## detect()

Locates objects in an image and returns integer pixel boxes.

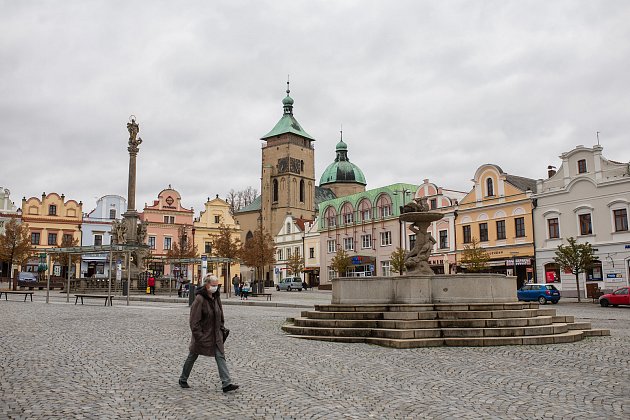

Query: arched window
[358,199,372,221]
[272,179,279,202]
[245,231,254,242]
[341,202,354,225]
[486,178,494,197]
[376,194,392,218]
[324,206,337,228]
[299,180,305,203]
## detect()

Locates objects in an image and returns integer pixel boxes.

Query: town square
[2,1,630,419]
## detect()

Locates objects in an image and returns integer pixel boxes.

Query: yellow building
[193,195,241,286]
[456,164,536,287]
[21,192,83,277]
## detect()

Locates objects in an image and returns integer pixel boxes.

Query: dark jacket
[188,286,225,356]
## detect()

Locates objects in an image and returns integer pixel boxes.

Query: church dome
[319,136,366,186]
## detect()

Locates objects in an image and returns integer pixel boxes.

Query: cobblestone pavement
[0,294,628,419]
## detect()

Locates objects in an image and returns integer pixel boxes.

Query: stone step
[441,323,569,338]
[304,311,386,320]
[286,330,586,347]
[567,322,592,330]
[281,324,442,339]
[314,302,538,312]
[293,316,556,329]
[582,329,610,337]
[552,315,575,323]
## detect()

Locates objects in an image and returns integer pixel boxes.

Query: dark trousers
[150,286,155,294]
[180,348,232,388]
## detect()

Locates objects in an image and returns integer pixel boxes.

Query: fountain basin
[332,274,517,304]
[399,211,444,224]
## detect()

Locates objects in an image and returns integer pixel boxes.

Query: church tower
[260,82,316,237]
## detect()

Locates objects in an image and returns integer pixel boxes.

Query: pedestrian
[232,274,240,297]
[302,280,308,291]
[179,275,239,393]
[240,281,250,300]
[148,274,156,295]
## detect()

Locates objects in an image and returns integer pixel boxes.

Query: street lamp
[511,251,519,286]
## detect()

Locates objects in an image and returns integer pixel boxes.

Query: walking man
[179,275,239,393]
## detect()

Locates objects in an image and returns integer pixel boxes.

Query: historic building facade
[21,192,83,277]
[193,195,241,284]
[318,183,419,285]
[80,195,127,278]
[319,136,367,197]
[412,179,466,274]
[303,218,321,287]
[273,215,309,284]
[533,145,630,297]
[140,186,194,278]
[455,164,536,287]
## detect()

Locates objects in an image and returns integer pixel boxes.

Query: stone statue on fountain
[400,197,443,275]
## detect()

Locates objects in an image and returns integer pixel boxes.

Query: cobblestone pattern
[0,297,628,419]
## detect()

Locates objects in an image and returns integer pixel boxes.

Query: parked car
[517,283,560,304]
[599,287,630,307]
[17,272,38,283]
[276,277,303,291]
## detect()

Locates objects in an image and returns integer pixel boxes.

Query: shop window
[587,260,603,281]
[544,263,561,283]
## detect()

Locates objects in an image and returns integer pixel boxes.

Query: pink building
[140,186,194,277]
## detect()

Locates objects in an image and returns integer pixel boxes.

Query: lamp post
[511,251,519,287]
[393,189,412,250]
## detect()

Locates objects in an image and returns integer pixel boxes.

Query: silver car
[276,277,303,291]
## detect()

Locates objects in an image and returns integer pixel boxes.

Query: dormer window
[577,159,587,174]
[486,178,494,197]
[49,205,57,216]
[109,209,116,219]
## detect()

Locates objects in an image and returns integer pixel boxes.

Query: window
[496,220,506,240]
[462,225,471,244]
[343,237,354,251]
[109,209,116,219]
[381,261,391,277]
[486,178,494,197]
[299,180,305,203]
[272,179,279,202]
[94,234,103,246]
[62,234,72,244]
[287,248,292,258]
[49,205,57,216]
[164,215,175,224]
[164,237,172,250]
[515,217,526,238]
[577,159,587,174]
[578,214,592,235]
[362,209,371,221]
[48,233,57,245]
[380,231,392,246]
[215,215,220,224]
[409,234,416,250]
[294,247,300,257]
[586,261,603,281]
[31,232,40,245]
[309,247,314,259]
[277,249,283,260]
[479,223,488,242]
[205,242,212,254]
[614,209,628,232]
[439,230,448,249]
[324,207,337,228]
[361,234,372,249]
[148,236,156,250]
[381,205,391,217]
[548,218,560,239]
[328,266,337,280]
[286,222,291,233]
[327,240,336,253]
[430,198,437,210]
[343,212,354,225]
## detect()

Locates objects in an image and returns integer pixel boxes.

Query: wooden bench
[248,293,272,301]
[0,290,34,302]
[74,294,113,306]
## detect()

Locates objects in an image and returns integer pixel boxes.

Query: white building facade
[533,145,630,297]
[81,195,127,278]
[273,215,308,284]
[0,187,19,280]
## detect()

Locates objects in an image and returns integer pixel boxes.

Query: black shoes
[179,380,190,389]
[222,384,239,393]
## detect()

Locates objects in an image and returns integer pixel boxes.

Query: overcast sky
[2,0,629,215]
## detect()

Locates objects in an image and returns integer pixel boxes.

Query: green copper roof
[261,84,315,141]
[319,136,366,186]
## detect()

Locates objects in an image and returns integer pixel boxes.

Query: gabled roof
[505,174,536,192]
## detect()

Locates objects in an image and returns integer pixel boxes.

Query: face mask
[209,286,218,294]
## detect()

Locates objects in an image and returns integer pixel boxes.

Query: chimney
[547,165,556,178]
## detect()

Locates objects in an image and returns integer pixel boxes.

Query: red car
[599,287,630,307]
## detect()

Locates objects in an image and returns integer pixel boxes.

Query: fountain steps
[282,303,609,347]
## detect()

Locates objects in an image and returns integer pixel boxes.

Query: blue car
[517,283,560,304]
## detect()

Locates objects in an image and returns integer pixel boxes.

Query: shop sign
[505,258,531,266]
[625,244,630,249]
[606,273,624,281]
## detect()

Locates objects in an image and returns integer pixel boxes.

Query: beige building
[21,192,83,277]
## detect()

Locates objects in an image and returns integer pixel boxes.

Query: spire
[282,75,294,114]
[335,128,348,162]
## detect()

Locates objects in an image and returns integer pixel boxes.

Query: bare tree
[211,222,242,296]
[0,219,33,290]
[240,224,275,292]
[226,187,259,215]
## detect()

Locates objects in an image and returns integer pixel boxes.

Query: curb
[110,295,315,309]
